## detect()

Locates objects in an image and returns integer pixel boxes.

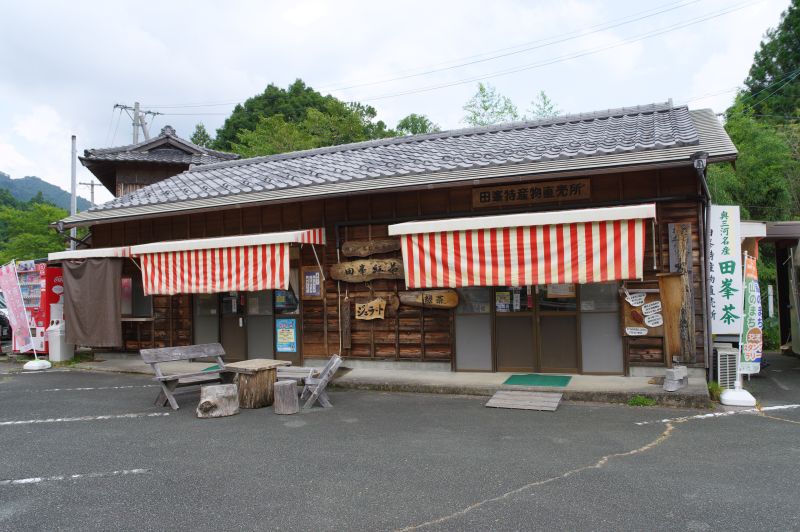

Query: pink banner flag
[0,262,33,352]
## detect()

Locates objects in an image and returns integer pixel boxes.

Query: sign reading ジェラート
[355,298,386,320]
[472,178,590,208]
[708,205,743,334]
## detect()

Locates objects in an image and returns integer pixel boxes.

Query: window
[580,282,620,312]
[121,276,152,317]
[456,287,491,314]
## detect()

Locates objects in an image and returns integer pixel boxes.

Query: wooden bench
[140,343,234,410]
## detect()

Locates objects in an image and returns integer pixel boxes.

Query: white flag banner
[709,205,743,335]
[0,261,33,352]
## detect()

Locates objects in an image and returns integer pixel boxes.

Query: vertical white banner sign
[709,205,743,334]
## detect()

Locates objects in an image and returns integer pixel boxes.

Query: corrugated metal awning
[48,246,131,261]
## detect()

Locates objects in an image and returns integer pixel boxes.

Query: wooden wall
[115,163,189,197]
[92,166,707,369]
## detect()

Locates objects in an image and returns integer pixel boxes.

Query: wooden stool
[274,381,299,415]
[226,359,292,409]
[196,384,239,418]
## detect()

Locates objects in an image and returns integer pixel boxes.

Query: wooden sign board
[341,239,401,258]
[623,292,664,337]
[355,298,386,320]
[330,259,404,283]
[473,178,590,209]
[399,290,459,309]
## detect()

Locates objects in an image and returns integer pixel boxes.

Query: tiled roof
[80,125,239,166]
[62,102,737,227]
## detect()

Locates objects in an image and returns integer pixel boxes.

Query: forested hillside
[0,172,91,212]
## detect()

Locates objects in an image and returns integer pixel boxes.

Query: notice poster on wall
[275,318,297,353]
[709,205,743,334]
[302,267,322,300]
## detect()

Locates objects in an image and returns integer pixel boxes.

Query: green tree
[462,82,519,126]
[215,79,399,154]
[190,123,213,148]
[709,101,798,221]
[230,115,316,158]
[0,202,68,263]
[743,0,800,118]
[396,114,440,135]
[527,90,560,119]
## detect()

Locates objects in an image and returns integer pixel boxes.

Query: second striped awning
[388,205,655,289]
[130,228,325,295]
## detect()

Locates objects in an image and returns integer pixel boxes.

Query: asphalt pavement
[0,356,799,531]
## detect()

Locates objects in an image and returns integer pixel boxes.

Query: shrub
[628,395,657,407]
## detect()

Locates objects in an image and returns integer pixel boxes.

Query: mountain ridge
[0,172,92,211]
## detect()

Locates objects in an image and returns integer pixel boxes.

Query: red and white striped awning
[129,228,325,295]
[388,205,655,289]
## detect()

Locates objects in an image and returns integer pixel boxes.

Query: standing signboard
[0,261,33,352]
[709,205,743,334]
[740,255,763,375]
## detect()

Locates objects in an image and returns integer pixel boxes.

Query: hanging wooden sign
[341,239,401,258]
[355,297,386,320]
[399,290,459,309]
[330,259,404,283]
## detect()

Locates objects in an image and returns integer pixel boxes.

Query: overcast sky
[0,0,790,206]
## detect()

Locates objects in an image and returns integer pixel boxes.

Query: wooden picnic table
[225,359,292,409]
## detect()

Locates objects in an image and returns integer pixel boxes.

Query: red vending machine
[13,261,64,354]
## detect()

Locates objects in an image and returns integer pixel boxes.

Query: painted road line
[0,469,149,486]
[0,412,170,426]
[0,369,71,376]
[0,384,159,393]
[769,376,791,391]
[634,404,800,426]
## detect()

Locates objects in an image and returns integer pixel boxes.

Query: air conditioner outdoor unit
[716,347,738,390]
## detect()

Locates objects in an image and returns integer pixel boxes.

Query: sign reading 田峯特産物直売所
[472,178,590,208]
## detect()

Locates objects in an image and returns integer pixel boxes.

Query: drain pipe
[691,151,713,378]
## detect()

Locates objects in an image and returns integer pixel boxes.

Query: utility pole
[79,180,99,207]
[114,102,161,143]
[70,135,77,250]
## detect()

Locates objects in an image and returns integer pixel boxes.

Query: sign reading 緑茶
[709,205,743,334]
[739,255,762,375]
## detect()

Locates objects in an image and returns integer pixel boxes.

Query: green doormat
[503,374,572,387]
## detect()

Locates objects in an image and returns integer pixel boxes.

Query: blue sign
[276,318,297,353]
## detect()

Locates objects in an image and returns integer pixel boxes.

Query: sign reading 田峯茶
[472,178,590,208]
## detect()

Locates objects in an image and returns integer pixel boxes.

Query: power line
[319,0,703,93]
[358,0,763,102]
[143,0,702,109]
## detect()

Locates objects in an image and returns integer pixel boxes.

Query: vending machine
[13,261,64,354]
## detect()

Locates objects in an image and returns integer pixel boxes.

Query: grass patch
[627,395,657,407]
[708,380,722,402]
[53,352,95,367]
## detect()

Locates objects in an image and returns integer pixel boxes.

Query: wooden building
[53,102,737,376]
[80,125,239,197]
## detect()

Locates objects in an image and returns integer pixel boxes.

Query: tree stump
[196,384,239,418]
[237,368,276,408]
[274,381,299,415]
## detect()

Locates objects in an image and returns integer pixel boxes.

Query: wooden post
[236,368,277,408]
[675,224,695,364]
[274,381,299,415]
[658,273,684,367]
[196,384,239,418]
